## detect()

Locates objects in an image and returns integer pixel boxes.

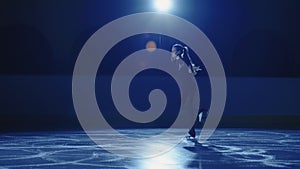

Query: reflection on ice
[0,129,299,168]
[136,145,201,169]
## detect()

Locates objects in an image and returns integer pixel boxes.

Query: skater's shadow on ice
[183,141,230,169]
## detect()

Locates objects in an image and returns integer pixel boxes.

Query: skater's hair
[172,44,189,59]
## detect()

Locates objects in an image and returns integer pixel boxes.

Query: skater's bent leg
[188,127,196,138]
[188,114,199,138]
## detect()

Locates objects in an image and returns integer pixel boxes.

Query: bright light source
[154,0,172,12]
[146,41,157,52]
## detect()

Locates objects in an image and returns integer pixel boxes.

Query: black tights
[188,109,208,137]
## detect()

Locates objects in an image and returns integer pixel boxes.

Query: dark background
[0,0,299,132]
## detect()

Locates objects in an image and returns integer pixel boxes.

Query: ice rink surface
[0,129,299,169]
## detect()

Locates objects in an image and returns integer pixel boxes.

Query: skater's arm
[184,47,202,75]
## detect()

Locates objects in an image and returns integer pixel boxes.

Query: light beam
[154,0,172,12]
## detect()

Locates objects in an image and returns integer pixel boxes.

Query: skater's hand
[191,64,202,75]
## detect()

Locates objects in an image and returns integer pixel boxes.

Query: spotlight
[146,41,157,52]
[154,0,172,12]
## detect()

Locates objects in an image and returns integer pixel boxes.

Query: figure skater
[171,44,207,139]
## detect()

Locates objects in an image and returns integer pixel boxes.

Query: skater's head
[171,44,188,62]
